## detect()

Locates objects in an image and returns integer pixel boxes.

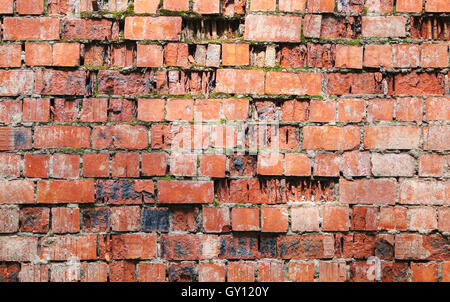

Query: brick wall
[0,0,449,282]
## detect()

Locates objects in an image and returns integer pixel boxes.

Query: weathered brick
[340,179,397,205]
[245,15,302,42]
[3,17,60,40]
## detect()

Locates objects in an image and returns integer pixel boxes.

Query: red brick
[22,98,50,122]
[34,126,90,149]
[425,0,449,12]
[443,262,450,282]
[20,207,49,233]
[163,0,189,11]
[285,153,311,176]
[19,264,48,282]
[3,17,60,40]
[51,208,80,234]
[137,99,164,122]
[16,0,44,14]
[342,151,371,177]
[408,207,437,233]
[338,99,365,123]
[364,126,420,150]
[52,43,80,67]
[62,18,119,40]
[319,262,347,282]
[419,154,444,177]
[111,153,139,178]
[257,153,283,176]
[80,263,107,282]
[0,153,20,178]
[40,235,96,261]
[324,73,384,95]
[395,234,448,260]
[351,206,379,231]
[169,152,197,177]
[0,127,31,151]
[310,100,335,122]
[261,206,288,233]
[314,154,340,177]
[0,207,19,233]
[227,261,255,282]
[423,126,450,151]
[396,0,422,12]
[166,99,194,121]
[222,44,249,66]
[0,70,34,96]
[157,180,214,204]
[395,73,445,95]
[335,45,363,69]
[199,263,226,282]
[288,262,314,282]
[362,16,407,37]
[110,261,137,282]
[92,125,148,150]
[219,235,259,259]
[303,126,360,151]
[0,44,21,67]
[367,99,393,121]
[411,262,438,282]
[139,263,165,282]
[35,70,89,95]
[0,100,21,124]
[0,0,13,13]
[379,207,408,231]
[426,97,450,121]
[193,0,220,13]
[365,0,394,12]
[438,208,450,232]
[340,179,397,205]
[168,262,197,282]
[136,44,163,67]
[396,97,423,122]
[0,237,38,262]
[392,44,420,68]
[421,44,448,68]
[195,99,221,121]
[232,207,260,231]
[303,14,322,38]
[142,153,168,176]
[291,206,320,232]
[52,154,80,179]
[257,261,284,282]
[245,15,302,42]
[363,44,392,68]
[111,206,141,232]
[322,205,349,231]
[308,0,335,12]
[399,179,449,205]
[161,234,217,260]
[83,153,109,177]
[371,153,415,177]
[203,207,230,233]
[37,180,94,203]
[134,0,160,13]
[112,233,157,259]
[250,0,276,11]
[200,154,226,178]
[0,180,34,204]
[124,16,182,40]
[50,99,79,122]
[215,69,265,94]
[380,262,408,282]
[266,72,321,95]
[164,43,189,67]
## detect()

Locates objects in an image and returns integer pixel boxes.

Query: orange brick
[314,154,340,177]
[138,99,165,122]
[193,0,220,14]
[169,152,197,177]
[396,97,423,122]
[285,153,311,176]
[411,262,438,282]
[134,0,160,13]
[112,153,140,178]
[261,207,288,233]
[426,97,450,121]
[250,0,276,11]
[24,154,49,178]
[322,205,349,231]
[279,0,306,12]
[265,72,322,95]
[0,44,21,67]
[367,99,394,121]
[199,263,226,282]
[227,262,255,282]
[319,262,347,282]
[83,153,109,177]
[379,207,407,231]
[166,99,194,121]
[310,100,336,122]
[397,0,423,12]
[223,99,249,120]
[438,208,450,232]
[52,154,80,179]
[0,0,13,14]
[139,263,165,282]
[335,45,363,69]
[419,154,444,177]
[291,206,320,232]
[288,262,315,282]
[137,44,163,67]
[364,44,392,68]
[52,43,80,67]
[25,43,52,66]
[203,207,230,233]
[308,0,335,12]
[141,153,168,176]
[257,261,284,282]
[163,0,189,11]
[16,0,44,14]
[195,99,221,121]
[408,207,437,233]
[51,208,80,234]
[200,154,226,178]
[222,44,249,66]
[111,206,141,232]
[257,153,284,175]
[232,207,260,231]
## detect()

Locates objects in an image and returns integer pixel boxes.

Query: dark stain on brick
[142,208,169,232]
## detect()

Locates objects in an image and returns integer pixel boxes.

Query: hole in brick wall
[277,44,308,68]
[411,16,450,41]
[157,70,216,95]
[182,18,244,42]
[222,0,246,16]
